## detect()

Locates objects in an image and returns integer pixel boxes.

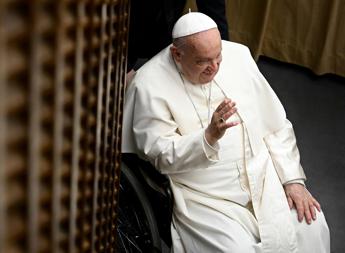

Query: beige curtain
[185,0,345,78]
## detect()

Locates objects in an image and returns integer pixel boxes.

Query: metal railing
[0,1,129,252]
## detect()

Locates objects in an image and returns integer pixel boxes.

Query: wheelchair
[116,153,173,252]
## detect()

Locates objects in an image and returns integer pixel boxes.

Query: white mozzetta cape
[122,41,306,252]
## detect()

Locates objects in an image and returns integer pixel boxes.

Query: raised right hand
[205,98,239,146]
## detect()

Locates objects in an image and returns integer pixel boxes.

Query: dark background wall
[258,57,345,253]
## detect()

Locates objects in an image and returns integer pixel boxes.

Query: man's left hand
[284,183,321,224]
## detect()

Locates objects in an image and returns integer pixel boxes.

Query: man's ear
[170,45,182,63]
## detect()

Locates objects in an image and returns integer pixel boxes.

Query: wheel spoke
[118,228,142,252]
[116,167,160,252]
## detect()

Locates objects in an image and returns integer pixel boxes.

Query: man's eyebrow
[196,52,222,61]
[196,57,210,61]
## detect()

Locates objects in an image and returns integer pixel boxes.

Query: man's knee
[217,239,258,253]
[292,209,329,237]
[291,209,330,253]
[216,227,260,253]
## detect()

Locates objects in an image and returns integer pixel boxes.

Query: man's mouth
[203,71,215,76]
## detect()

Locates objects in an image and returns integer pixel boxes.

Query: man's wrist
[205,129,217,146]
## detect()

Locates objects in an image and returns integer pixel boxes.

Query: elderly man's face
[171,28,222,84]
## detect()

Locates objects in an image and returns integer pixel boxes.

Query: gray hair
[172,36,190,51]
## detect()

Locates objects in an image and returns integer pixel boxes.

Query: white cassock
[122,41,330,253]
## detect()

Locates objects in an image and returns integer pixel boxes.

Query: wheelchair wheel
[116,162,162,252]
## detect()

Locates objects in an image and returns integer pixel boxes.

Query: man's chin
[200,73,216,83]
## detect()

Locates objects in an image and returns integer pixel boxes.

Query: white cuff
[202,131,219,161]
[283,179,306,187]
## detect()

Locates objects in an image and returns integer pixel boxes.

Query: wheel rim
[116,172,156,252]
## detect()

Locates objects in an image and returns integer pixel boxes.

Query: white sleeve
[203,132,220,161]
[264,119,307,184]
[283,179,306,186]
[132,84,219,174]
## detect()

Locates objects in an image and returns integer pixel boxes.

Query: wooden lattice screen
[0,0,129,252]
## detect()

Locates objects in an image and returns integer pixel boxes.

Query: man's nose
[208,59,218,71]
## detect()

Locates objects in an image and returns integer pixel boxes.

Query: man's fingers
[221,107,237,121]
[222,121,239,130]
[214,98,238,129]
[295,201,305,222]
[219,103,236,117]
[312,198,321,212]
[216,99,236,115]
[287,196,293,209]
[216,98,231,112]
[310,202,317,220]
[284,185,322,224]
[303,200,312,224]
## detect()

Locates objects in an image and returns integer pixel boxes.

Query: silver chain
[179,74,212,128]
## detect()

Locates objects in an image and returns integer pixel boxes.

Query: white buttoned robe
[122,41,330,253]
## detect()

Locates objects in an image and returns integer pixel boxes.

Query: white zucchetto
[172,12,218,39]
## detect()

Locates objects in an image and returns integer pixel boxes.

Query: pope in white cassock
[122,12,330,253]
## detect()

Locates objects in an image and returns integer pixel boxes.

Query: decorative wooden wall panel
[0,0,129,252]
